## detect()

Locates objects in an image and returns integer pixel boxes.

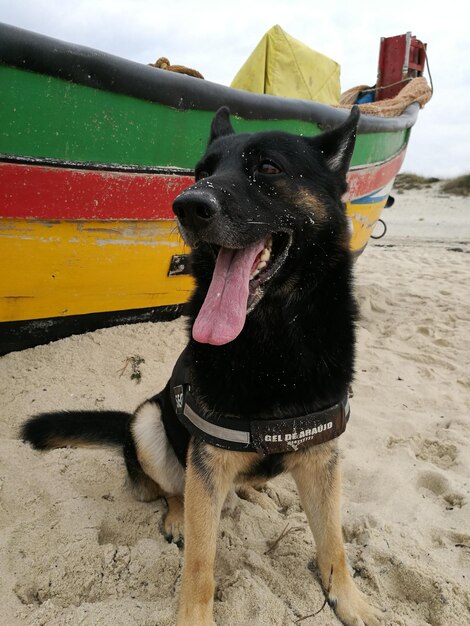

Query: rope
[149,57,204,79]
[338,76,432,117]
[339,44,433,117]
[424,47,434,96]
[359,77,413,95]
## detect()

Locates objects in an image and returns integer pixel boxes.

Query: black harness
[162,348,350,459]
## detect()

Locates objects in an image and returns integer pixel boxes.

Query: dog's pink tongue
[193,240,266,345]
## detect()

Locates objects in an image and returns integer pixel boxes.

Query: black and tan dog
[22,107,380,625]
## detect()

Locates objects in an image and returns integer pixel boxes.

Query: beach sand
[1,183,469,625]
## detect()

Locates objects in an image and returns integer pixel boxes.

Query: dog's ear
[209,106,235,144]
[310,106,360,181]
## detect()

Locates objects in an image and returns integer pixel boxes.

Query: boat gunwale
[0,22,420,134]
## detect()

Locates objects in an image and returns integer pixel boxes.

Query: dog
[22,106,380,625]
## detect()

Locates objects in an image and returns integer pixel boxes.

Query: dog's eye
[255,160,282,175]
[196,170,210,181]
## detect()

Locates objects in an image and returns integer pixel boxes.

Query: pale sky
[1,0,469,177]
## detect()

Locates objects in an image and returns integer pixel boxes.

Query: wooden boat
[0,24,429,354]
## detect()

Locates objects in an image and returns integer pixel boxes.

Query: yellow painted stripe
[1,200,385,323]
[0,219,194,322]
[347,199,386,252]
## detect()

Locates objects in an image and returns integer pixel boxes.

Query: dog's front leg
[177,440,235,626]
[288,445,380,626]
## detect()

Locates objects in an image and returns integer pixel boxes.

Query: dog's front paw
[236,485,279,511]
[328,576,382,626]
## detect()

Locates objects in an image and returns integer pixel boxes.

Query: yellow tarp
[231,25,340,105]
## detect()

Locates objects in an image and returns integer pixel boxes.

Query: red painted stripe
[347,149,406,200]
[0,149,406,220]
[0,162,194,220]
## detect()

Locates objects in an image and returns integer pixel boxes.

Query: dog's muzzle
[173,187,221,240]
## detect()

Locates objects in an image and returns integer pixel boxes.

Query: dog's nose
[173,189,220,233]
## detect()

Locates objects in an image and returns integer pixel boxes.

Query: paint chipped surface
[0,162,194,220]
[0,218,193,323]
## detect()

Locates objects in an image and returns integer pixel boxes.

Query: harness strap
[169,349,350,454]
[177,386,349,454]
[169,349,350,455]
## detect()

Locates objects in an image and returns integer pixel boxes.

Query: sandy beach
[1,182,469,626]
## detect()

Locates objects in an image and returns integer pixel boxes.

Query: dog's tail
[21,410,132,450]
